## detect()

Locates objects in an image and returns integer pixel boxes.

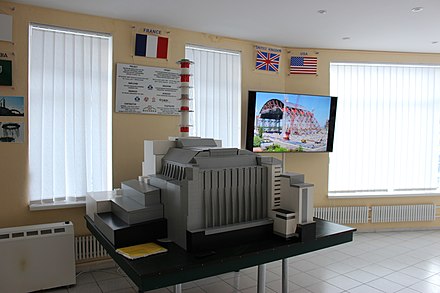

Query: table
[85,216,356,292]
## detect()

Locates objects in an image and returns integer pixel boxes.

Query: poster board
[0,14,12,42]
[116,63,181,115]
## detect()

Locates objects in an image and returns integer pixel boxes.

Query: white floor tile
[289,259,321,272]
[290,272,322,287]
[360,264,394,277]
[395,287,423,293]
[92,269,124,282]
[344,269,379,283]
[68,282,102,293]
[410,280,440,293]
[193,276,222,286]
[344,284,384,293]
[366,278,405,293]
[97,276,132,292]
[414,261,440,274]
[181,287,204,293]
[75,272,96,285]
[224,274,256,290]
[198,281,237,293]
[376,259,408,271]
[305,281,344,293]
[325,275,362,290]
[145,288,171,293]
[426,274,440,286]
[326,262,357,274]
[306,267,340,281]
[399,266,437,280]
[384,271,420,287]
[265,279,301,293]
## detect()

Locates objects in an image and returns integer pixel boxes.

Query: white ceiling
[8,0,440,53]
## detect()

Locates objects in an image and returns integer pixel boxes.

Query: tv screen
[246,90,337,153]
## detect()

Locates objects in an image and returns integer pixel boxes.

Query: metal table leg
[257,264,266,293]
[174,284,182,293]
[233,270,240,292]
[282,258,289,293]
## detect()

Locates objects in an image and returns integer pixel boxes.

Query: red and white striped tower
[177,58,194,137]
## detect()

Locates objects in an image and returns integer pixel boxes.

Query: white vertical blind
[29,24,112,203]
[185,45,241,148]
[329,63,440,196]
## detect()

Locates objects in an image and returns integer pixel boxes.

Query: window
[185,45,241,148]
[28,24,112,207]
[329,62,440,197]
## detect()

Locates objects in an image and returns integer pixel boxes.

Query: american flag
[256,50,280,72]
[290,56,318,74]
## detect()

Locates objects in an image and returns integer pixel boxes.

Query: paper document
[116,242,167,260]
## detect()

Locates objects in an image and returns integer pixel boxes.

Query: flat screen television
[246,90,337,153]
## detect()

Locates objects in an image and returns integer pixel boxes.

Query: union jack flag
[256,50,280,72]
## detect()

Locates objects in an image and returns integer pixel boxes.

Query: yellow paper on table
[116,242,167,260]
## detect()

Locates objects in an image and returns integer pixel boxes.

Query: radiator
[0,221,76,292]
[314,206,369,224]
[371,204,436,223]
[315,204,436,224]
[75,234,108,261]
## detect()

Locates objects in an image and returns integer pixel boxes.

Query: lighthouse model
[177,59,194,137]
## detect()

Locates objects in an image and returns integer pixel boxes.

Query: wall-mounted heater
[0,221,76,292]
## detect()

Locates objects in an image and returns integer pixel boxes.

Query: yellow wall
[0,1,439,235]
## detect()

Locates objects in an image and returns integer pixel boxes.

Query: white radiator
[0,221,76,292]
[75,235,108,261]
[315,204,437,224]
[371,204,436,223]
[314,206,369,224]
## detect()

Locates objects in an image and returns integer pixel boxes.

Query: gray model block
[86,191,115,221]
[280,176,314,224]
[94,212,167,248]
[121,179,161,206]
[280,172,305,185]
[111,196,163,225]
[143,140,175,176]
[273,208,297,238]
[208,148,238,157]
[257,156,283,166]
[175,137,218,148]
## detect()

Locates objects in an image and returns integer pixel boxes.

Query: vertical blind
[29,24,112,203]
[185,45,241,148]
[329,62,440,196]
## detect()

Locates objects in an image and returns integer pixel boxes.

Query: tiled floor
[43,229,440,293]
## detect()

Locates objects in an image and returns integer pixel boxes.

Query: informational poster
[0,96,24,116]
[0,121,24,143]
[0,14,12,42]
[0,60,12,86]
[116,63,181,115]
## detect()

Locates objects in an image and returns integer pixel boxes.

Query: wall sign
[0,60,12,86]
[116,63,181,115]
[0,14,12,42]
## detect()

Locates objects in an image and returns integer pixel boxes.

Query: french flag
[135,34,168,59]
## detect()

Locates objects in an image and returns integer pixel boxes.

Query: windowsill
[29,200,86,211]
[329,191,440,199]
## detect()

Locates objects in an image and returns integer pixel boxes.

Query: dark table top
[86,216,356,292]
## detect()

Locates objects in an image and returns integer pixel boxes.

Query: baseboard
[355,226,440,233]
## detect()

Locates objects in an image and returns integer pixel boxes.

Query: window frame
[28,23,113,210]
[328,61,440,198]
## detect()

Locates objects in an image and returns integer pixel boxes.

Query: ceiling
[8,0,440,54]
